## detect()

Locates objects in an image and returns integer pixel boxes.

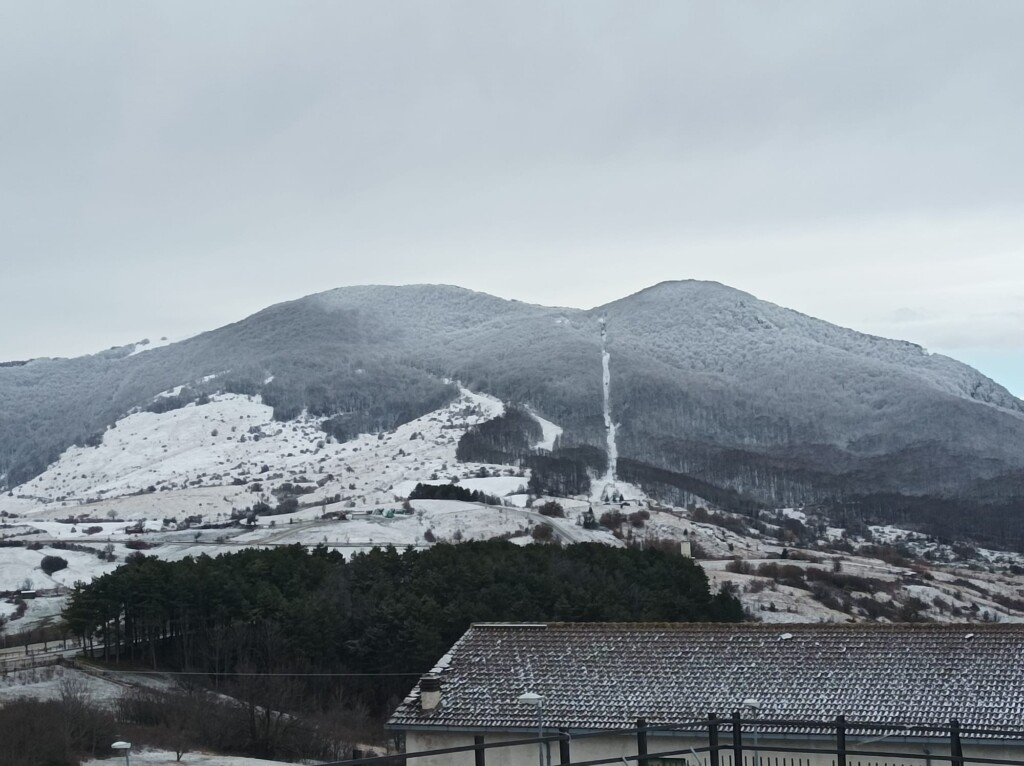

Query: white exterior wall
[404,731,1023,766]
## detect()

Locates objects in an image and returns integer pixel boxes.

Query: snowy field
[2,386,630,632]
[83,749,288,766]
[0,665,127,706]
[8,386,504,511]
[3,382,1024,634]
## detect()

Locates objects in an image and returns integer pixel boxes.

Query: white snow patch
[128,335,178,356]
[526,407,562,451]
[0,666,126,706]
[778,508,807,523]
[84,750,288,766]
[0,546,119,592]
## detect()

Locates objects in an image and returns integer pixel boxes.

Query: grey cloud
[1,1,1023,391]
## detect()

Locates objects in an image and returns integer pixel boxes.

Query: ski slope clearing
[527,407,562,451]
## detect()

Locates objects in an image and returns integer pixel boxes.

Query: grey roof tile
[387,622,1024,735]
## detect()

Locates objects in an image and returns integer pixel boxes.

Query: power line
[81,667,423,677]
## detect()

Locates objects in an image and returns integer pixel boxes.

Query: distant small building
[388,622,1024,766]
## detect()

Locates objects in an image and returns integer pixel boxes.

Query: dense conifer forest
[63,542,743,714]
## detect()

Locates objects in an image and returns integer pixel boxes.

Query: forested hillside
[4,281,1024,543]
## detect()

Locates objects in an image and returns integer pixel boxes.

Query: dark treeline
[456,405,606,497]
[408,482,502,505]
[455,404,543,465]
[527,446,607,497]
[822,493,1024,553]
[617,458,763,514]
[64,542,742,715]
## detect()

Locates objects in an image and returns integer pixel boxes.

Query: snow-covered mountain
[4,378,1024,632]
[1,281,1023,547]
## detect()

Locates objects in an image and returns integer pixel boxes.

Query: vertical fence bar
[708,713,720,766]
[558,728,570,766]
[835,715,846,766]
[637,718,649,766]
[732,711,744,766]
[950,719,964,766]
[474,735,485,766]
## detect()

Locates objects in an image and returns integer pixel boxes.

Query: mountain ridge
[1,281,1022,545]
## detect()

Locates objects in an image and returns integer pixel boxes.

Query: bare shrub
[538,501,564,518]
[532,523,554,542]
[725,557,752,575]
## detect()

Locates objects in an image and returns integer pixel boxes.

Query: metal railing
[325,715,1024,766]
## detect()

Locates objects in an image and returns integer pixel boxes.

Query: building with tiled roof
[387,622,1024,766]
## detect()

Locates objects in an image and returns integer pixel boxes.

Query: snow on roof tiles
[387,622,1024,734]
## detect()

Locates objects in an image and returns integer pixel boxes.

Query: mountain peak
[1,280,1022,547]
[597,280,757,312]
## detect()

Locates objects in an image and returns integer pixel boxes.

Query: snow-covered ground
[1,385,626,631]
[7,387,506,517]
[4,382,1024,635]
[0,665,127,706]
[128,334,188,356]
[0,546,118,592]
[7,368,1023,766]
[84,750,291,766]
[526,406,563,451]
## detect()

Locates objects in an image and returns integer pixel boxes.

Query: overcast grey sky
[1,2,1022,393]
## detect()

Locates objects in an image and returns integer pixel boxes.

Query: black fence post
[732,710,744,766]
[559,728,570,766]
[637,717,648,766]
[835,715,846,766]
[474,735,485,766]
[708,713,720,766]
[951,718,964,766]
